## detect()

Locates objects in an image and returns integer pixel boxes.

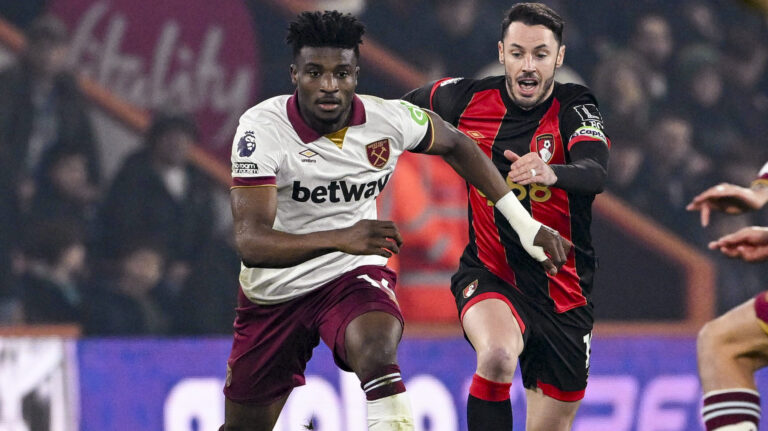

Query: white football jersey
[231,94,432,304]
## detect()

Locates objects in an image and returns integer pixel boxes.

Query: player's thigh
[452,269,527,360]
[316,265,403,376]
[525,387,580,431]
[462,298,524,358]
[220,395,289,431]
[698,298,768,370]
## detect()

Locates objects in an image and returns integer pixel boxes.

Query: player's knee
[477,345,518,380]
[697,317,732,358]
[347,334,399,376]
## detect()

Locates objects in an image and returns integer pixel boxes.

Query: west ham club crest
[366,139,390,168]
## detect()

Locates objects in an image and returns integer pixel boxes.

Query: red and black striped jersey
[404,76,610,325]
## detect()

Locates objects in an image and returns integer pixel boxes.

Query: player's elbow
[593,166,607,194]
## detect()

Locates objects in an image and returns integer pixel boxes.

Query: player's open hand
[533,225,572,275]
[708,226,768,262]
[686,183,767,226]
[337,219,403,258]
[505,150,557,186]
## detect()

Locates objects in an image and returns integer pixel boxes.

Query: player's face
[291,46,359,134]
[498,22,565,110]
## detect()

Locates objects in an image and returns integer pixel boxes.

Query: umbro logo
[466,131,485,140]
[299,149,318,163]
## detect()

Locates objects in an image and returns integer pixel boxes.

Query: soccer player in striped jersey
[404,3,610,430]
[691,162,768,431]
[219,10,570,431]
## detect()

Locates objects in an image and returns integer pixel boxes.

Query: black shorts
[451,263,592,402]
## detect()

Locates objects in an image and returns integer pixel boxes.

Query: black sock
[467,394,513,430]
[467,373,513,430]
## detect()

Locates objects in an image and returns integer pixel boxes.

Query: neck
[299,103,351,136]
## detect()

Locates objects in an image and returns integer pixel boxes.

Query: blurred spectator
[721,25,768,150]
[96,113,215,290]
[676,1,725,48]
[83,239,174,335]
[630,115,713,241]
[671,44,747,161]
[20,220,86,324]
[28,147,99,239]
[0,14,100,211]
[178,236,240,334]
[628,13,674,106]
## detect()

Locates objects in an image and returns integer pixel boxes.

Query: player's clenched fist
[336,220,404,258]
[533,225,572,275]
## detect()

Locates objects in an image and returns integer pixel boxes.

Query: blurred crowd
[1,0,768,333]
[0,15,238,335]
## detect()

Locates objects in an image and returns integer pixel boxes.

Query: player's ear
[290,64,298,85]
[498,41,504,64]
[556,44,565,68]
[354,65,360,83]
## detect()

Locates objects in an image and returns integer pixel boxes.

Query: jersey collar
[286,92,367,143]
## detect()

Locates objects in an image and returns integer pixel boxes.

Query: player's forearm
[551,141,608,194]
[235,226,339,268]
[440,133,509,203]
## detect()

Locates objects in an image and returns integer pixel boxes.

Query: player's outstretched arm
[422,110,571,275]
[686,183,768,226]
[708,226,768,262]
[231,187,403,268]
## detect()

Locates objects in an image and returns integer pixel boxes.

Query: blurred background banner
[49,0,261,159]
[66,335,768,431]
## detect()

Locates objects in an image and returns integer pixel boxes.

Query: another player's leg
[524,388,580,431]
[462,297,524,430]
[697,293,768,431]
[345,311,414,430]
[219,396,289,431]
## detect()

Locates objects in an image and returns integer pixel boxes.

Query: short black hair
[286,10,365,58]
[501,3,564,44]
[145,112,199,149]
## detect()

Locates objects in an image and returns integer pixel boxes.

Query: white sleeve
[231,114,283,186]
[758,161,768,180]
[391,99,431,152]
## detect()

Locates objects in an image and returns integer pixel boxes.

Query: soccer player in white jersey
[219,11,571,431]
[688,161,768,431]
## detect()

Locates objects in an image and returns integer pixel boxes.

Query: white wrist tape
[495,192,547,262]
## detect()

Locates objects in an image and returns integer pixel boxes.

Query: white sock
[367,392,414,430]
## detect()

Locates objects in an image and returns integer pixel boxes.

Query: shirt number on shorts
[583,332,593,369]
[357,275,398,306]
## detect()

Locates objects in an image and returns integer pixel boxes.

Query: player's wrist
[495,192,546,261]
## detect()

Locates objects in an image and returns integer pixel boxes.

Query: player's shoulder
[239,95,290,128]
[358,94,421,118]
[554,82,598,106]
[433,76,500,95]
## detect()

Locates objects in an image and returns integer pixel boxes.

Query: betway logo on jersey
[292,174,391,203]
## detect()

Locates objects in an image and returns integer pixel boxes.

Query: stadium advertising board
[75,336,768,431]
[49,0,261,158]
[0,337,78,431]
